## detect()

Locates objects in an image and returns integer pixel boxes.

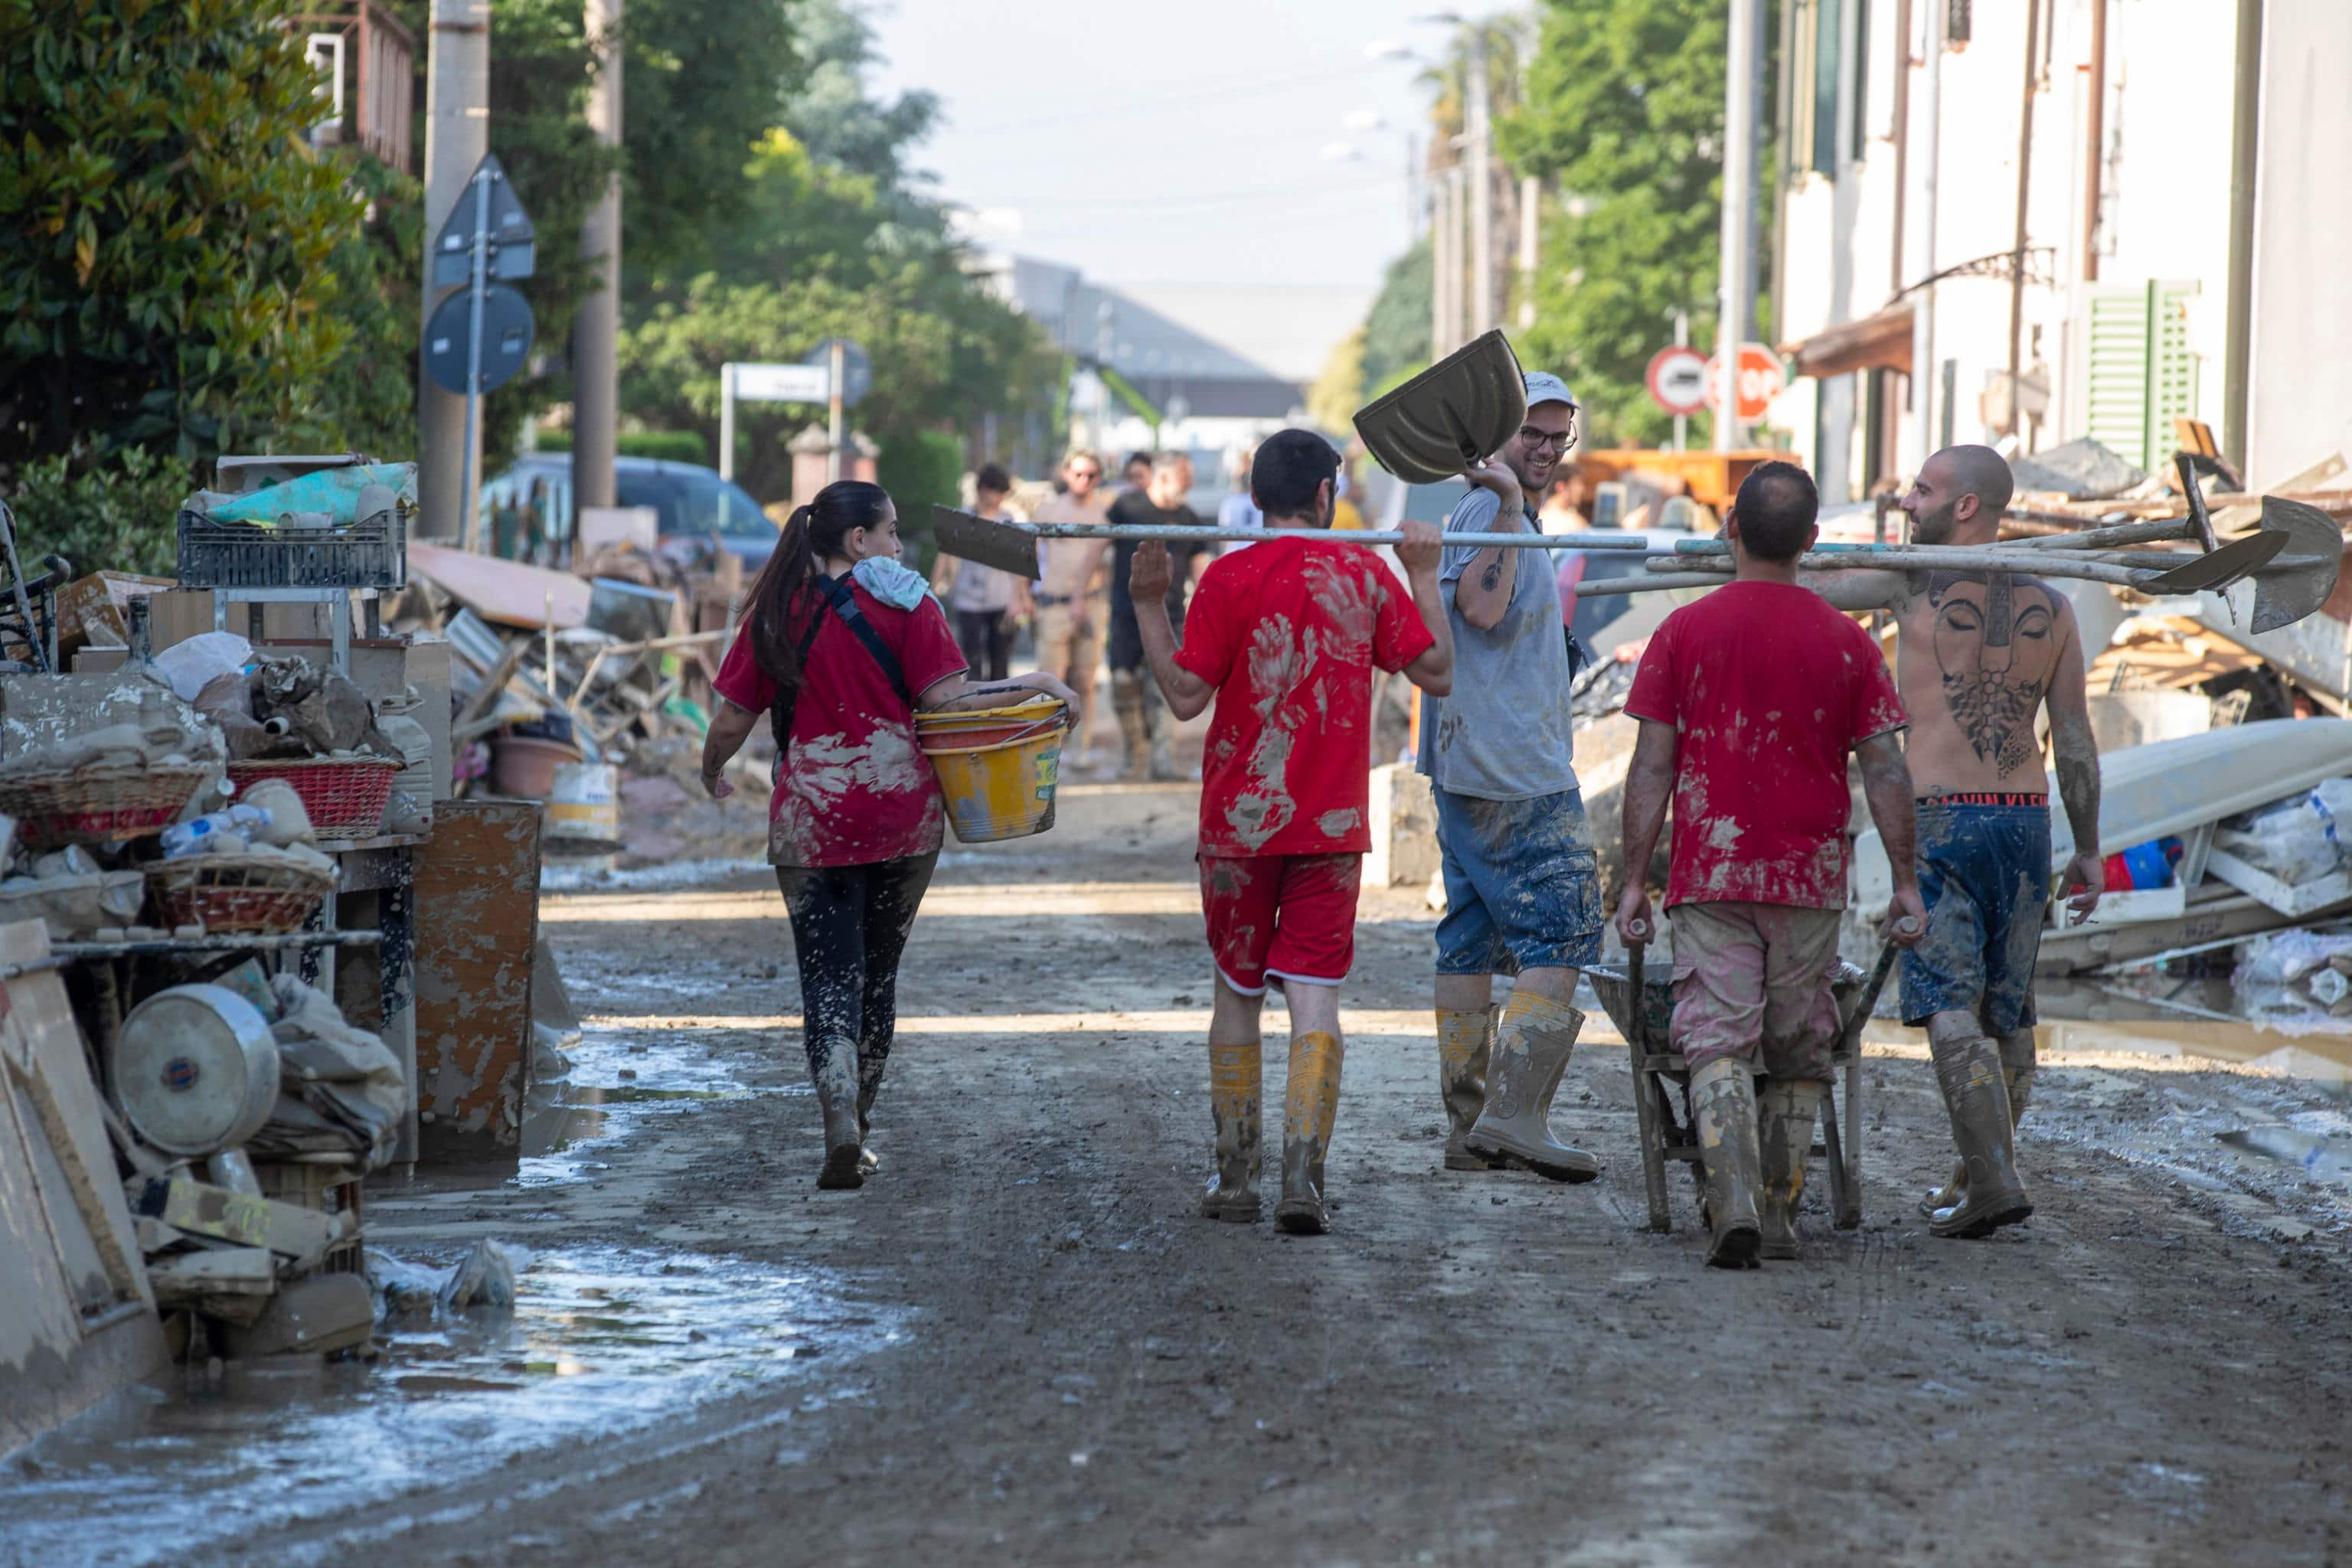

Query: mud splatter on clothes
[713,585,966,867]
[1197,851,1364,994]
[1433,786,1602,975]
[1416,487,1578,801]
[1899,799,2051,1033]
[1665,900,1844,1079]
[776,853,938,1105]
[1622,581,1906,909]
[1174,535,1431,858]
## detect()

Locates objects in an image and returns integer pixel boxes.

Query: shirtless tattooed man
[1815,445,2103,1239]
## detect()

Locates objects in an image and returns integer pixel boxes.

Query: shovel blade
[2145,529,2285,596]
[1353,329,1526,484]
[2249,495,2346,632]
[932,505,1042,581]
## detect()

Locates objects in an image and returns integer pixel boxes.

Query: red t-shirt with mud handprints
[714,583,966,867]
[1174,535,1433,858]
[1622,581,1906,909]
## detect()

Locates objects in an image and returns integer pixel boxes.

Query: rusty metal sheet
[411,800,544,1165]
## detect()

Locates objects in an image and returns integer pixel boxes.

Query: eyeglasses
[1517,417,1578,454]
[1068,468,1100,480]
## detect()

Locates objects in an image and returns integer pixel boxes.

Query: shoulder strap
[813,573,912,706]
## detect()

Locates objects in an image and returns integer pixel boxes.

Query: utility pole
[1517,174,1540,330]
[573,0,623,511]
[1466,30,1494,339]
[1715,0,1760,452]
[1909,0,1946,469]
[418,0,490,541]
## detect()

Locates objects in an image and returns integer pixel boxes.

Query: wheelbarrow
[1586,941,1900,1236]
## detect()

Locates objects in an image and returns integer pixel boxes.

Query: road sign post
[1704,342,1787,426]
[425,154,536,553]
[827,341,845,484]
[1647,322,1709,452]
[718,362,834,482]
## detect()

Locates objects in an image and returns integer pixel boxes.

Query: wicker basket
[145,853,335,936]
[0,762,214,848]
[228,757,400,839]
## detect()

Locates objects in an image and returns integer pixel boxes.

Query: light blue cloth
[1217,492,1263,551]
[206,462,417,524]
[1414,486,1578,802]
[852,556,932,611]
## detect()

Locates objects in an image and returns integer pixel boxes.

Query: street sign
[1645,346,1710,416]
[430,153,535,288]
[803,338,871,407]
[1705,342,1787,422]
[423,283,534,394]
[731,362,829,403]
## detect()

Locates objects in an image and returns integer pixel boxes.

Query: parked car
[479,453,780,564]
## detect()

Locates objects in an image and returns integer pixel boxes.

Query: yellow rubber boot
[1201,1041,1263,1223]
[1275,1031,1344,1236]
[1436,1006,1502,1171]
[1756,1077,1827,1260]
[1689,1057,1762,1267]
[1465,991,1599,1182]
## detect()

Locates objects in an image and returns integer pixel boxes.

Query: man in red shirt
[1614,462,1926,1267]
[1129,429,1455,1235]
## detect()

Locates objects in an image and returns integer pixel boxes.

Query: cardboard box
[54,572,175,655]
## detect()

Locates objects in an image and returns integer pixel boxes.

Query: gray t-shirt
[1415,487,1578,801]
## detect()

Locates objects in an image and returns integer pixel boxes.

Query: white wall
[2246,0,2352,487]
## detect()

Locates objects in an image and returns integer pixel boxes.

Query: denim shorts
[1898,799,2053,1035]
[1433,786,1604,975]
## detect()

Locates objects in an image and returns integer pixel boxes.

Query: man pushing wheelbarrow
[1612,463,1927,1267]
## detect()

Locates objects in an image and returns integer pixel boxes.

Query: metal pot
[113,983,281,1158]
[1353,329,1527,484]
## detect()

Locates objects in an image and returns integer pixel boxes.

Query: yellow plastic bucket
[916,698,1066,844]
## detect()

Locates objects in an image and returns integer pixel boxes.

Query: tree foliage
[1501,0,1760,448]
[0,0,370,467]
[1305,328,1365,436]
[1361,238,1432,395]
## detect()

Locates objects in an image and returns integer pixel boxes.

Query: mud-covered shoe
[812,1044,865,1191]
[857,1112,880,1175]
[1756,1077,1827,1261]
[1690,1057,1762,1268]
[818,1102,866,1190]
[1464,993,1600,1183]
[1201,1041,1264,1222]
[1436,1005,1505,1171]
[1919,1064,2029,1216]
[1927,1033,2030,1239]
[1274,1031,1344,1235]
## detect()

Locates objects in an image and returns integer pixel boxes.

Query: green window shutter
[2145,279,2201,471]
[2079,283,2151,466]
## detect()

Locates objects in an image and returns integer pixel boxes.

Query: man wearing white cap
[1418,368,1606,1185]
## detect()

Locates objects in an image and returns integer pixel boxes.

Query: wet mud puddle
[0,999,859,1568]
[0,1248,903,1568]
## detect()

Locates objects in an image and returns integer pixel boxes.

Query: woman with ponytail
[701,480,1075,1189]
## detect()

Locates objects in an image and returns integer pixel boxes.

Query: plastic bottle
[159,805,273,860]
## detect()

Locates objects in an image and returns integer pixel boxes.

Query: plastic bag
[2222,783,2352,886]
[150,631,253,702]
[204,462,416,526]
[2235,929,2352,1028]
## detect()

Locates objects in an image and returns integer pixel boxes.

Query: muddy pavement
[142,786,2352,1563]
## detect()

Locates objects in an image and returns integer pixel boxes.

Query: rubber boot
[1689,1057,1763,1268]
[1200,1041,1263,1222]
[1436,1005,1504,1171]
[1110,670,1152,779]
[811,1040,864,1191]
[1756,1077,1827,1261]
[854,1053,885,1174]
[1917,1064,2031,1217]
[1464,992,1600,1182]
[1275,1031,1344,1235]
[1927,1036,2033,1239]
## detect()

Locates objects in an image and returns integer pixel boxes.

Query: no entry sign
[1646,346,1709,416]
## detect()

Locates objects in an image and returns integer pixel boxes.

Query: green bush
[532,429,710,464]
[875,429,962,576]
[5,447,198,578]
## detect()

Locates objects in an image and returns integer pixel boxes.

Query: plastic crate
[175,508,407,590]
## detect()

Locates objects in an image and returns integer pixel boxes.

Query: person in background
[1031,451,1114,769]
[700,481,1076,1190]
[1119,451,1155,496]
[1129,429,1455,1234]
[931,463,1029,682]
[1218,443,1264,550]
[1106,452,1207,781]
[1329,452,1368,531]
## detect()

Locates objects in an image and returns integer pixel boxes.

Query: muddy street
[12,784,2352,1566]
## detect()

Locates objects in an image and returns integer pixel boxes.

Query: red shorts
[1197,852,1363,995]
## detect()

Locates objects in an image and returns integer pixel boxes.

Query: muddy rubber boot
[1756,1077,1827,1261]
[855,1057,884,1174]
[1928,1037,2033,1239]
[1917,1064,2030,1217]
[1200,1041,1263,1222]
[810,1042,864,1191]
[1110,670,1152,779]
[1436,1005,1504,1171]
[1689,1057,1763,1268]
[1464,993,1600,1182]
[1274,1031,1344,1235]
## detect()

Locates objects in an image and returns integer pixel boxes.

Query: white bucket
[547,761,620,843]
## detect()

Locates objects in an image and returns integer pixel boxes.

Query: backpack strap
[812,572,912,706]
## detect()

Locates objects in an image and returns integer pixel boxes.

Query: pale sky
[866,0,1469,292]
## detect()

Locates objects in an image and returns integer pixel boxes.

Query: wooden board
[408,542,593,631]
[411,800,544,1165]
